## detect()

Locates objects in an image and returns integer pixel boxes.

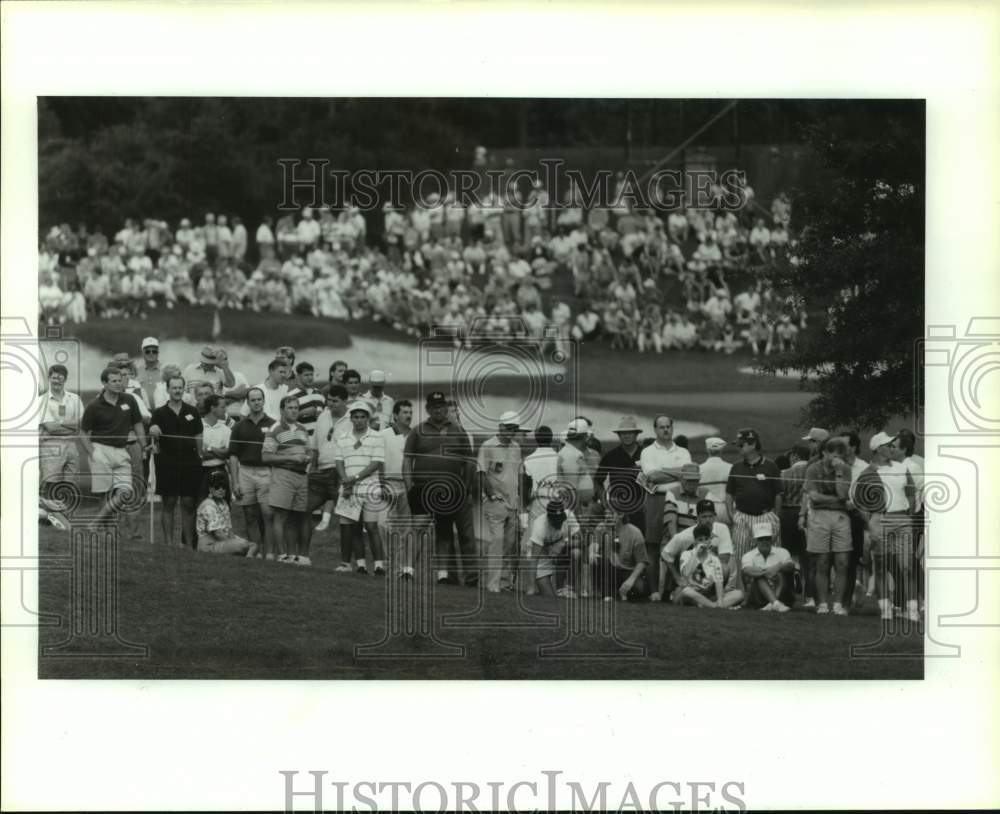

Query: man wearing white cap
[362,370,394,431]
[741,523,795,611]
[335,400,386,575]
[854,431,919,622]
[699,436,732,524]
[139,336,164,409]
[801,427,830,461]
[477,411,523,593]
[556,418,599,595]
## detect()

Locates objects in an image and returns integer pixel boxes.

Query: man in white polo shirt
[243,357,289,421]
[38,363,83,503]
[478,411,523,593]
[335,400,386,575]
[378,399,415,577]
[699,436,732,524]
[741,523,796,612]
[639,414,692,598]
[308,384,351,562]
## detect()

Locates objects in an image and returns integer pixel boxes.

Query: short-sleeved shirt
[592,522,648,570]
[82,392,142,447]
[228,413,275,466]
[262,420,309,473]
[699,456,732,503]
[595,443,644,516]
[557,443,595,502]
[803,459,850,511]
[639,441,692,494]
[287,386,325,434]
[477,437,522,509]
[379,426,410,481]
[680,549,725,591]
[182,363,226,397]
[523,447,559,502]
[741,545,792,572]
[662,521,734,561]
[196,496,232,541]
[529,512,579,551]
[726,455,783,515]
[312,410,352,470]
[780,461,809,508]
[38,390,84,435]
[242,380,289,422]
[335,429,385,490]
[149,402,203,466]
[201,418,232,467]
[404,419,472,480]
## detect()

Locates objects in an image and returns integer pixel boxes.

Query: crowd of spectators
[38,179,805,356]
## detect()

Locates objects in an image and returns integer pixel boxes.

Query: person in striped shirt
[335,401,386,575]
[262,395,311,564]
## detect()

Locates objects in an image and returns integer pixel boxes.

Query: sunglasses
[144,348,159,354]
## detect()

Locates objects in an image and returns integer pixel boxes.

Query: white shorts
[90,443,133,495]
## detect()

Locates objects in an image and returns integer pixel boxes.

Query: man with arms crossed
[38,363,82,503]
[262,395,311,564]
[81,367,146,528]
[803,437,854,615]
[228,386,275,558]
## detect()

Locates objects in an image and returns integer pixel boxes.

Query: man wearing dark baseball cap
[725,427,784,563]
[403,391,476,585]
[653,498,736,602]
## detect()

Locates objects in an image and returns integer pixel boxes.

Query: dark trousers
[780,508,813,600]
[408,483,476,582]
[844,512,866,607]
[591,560,648,601]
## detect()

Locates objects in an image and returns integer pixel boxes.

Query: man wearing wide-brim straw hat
[595,415,647,534]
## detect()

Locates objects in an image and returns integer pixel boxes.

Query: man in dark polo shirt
[725,427,783,562]
[594,415,646,534]
[149,374,203,548]
[228,386,275,558]
[80,366,146,527]
[403,390,475,585]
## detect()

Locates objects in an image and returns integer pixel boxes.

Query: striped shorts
[731,509,781,562]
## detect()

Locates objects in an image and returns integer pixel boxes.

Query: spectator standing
[183,346,234,401]
[378,399,414,577]
[803,437,853,615]
[38,363,82,501]
[310,385,351,539]
[594,415,646,533]
[227,386,276,559]
[148,374,202,547]
[663,463,712,538]
[335,401,386,575]
[287,362,325,435]
[699,437,732,524]
[262,395,311,564]
[780,443,813,606]
[362,369,394,431]
[725,428,783,562]
[199,394,236,501]
[477,411,522,593]
[243,357,290,421]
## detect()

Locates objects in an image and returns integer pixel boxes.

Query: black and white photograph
[2,3,998,813]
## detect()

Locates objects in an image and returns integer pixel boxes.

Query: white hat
[705,436,726,452]
[498,411,520,427]
[347,400,372,416]
[869,431,897,452]
[141,336,159,349]
[752,524,774,540]
[369,369,386,384]
[566,418,589,438]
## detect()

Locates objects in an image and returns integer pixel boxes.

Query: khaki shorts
[90,443,132,495]
[238,466,271,506]
[268,467,308,512]
[806,509,852,554]
[40,438,79,484]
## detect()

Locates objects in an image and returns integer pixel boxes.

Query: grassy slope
[38,526,922,680]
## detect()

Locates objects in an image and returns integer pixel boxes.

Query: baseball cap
[680,463,701,478]
[498,410,520,427]
[802,427,831,443]
[566,418,590,438]
[426,391,448,408]
[347,400,372,416]
[141,336,159,349]
[868,431,898,452]
[733,428,760,445]
[704,436,726,452]
[545,499,566,516]
[369,369,386,384]
[752,523,774,540]
[207,470,228,489]
[695,498,716,515]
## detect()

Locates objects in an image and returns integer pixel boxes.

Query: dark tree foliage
[760,101,925,430]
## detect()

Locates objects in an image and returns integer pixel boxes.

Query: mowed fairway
[37,525,922,680]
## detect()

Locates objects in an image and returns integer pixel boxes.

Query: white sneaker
[816,603,830,614]
[772,601,790,613]
[315,515,330,531]
[832,603,848,616]
[296,556,312,566]
[335,563,352,573]
[761,602,774,612]
[803,598,816,609]
[47,513,69,531]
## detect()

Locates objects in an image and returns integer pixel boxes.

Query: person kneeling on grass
[196,470,255,556]
[677,526,744,609]
[740,523,795,612]
[588,508,649,601]
[530,500,579,598]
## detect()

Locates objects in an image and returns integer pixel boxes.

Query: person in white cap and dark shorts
[741,523,795,611]
[477,411,523,592]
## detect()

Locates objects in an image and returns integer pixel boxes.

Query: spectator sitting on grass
[677,525,744,609]
[740,523,795,612]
